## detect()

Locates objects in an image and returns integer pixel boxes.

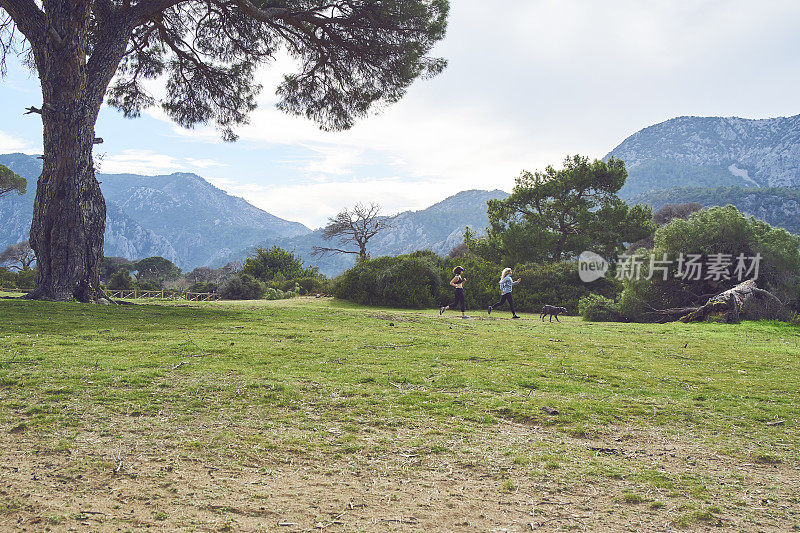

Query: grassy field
[0,294,798,531]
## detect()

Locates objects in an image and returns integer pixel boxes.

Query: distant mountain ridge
[0,153,507,275]
[632,186,800,235]
[0,153,310,270]
[250,189,509,276]
[607,114,800,198]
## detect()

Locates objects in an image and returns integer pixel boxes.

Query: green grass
[0,295,798,526]
[0,296,797,452]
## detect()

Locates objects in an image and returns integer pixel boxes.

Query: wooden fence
[0,287,219,301]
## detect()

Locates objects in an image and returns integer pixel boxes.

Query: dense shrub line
[332,251,618,313]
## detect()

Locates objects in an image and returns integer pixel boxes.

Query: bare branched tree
[312,203,388,260]
[0,240,36,271]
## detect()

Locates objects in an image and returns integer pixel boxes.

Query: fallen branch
[645,280,789,323]
[172,361,197,370]
[359,343,414,349]
[680,280,788,323]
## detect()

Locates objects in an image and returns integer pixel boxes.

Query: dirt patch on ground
[1,417,798,532]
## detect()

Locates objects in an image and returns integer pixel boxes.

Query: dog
[541,305,568,322]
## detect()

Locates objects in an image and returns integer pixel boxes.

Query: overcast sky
[2,0,800,228]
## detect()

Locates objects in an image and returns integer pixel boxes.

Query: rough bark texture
[24,1,101,301]
[22,1,131,302]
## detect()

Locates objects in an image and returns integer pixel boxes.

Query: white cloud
[186,158,225,169]
[298,144,364,176]
[100,150,226,175]
[203,175,488,229]
[101,149,187,175]
[0,130,39,155]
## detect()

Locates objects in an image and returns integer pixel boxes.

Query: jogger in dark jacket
[488,267,521,318]
[440,266,467,318]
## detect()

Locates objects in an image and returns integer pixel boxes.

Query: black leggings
[491,293,516,315]
[448,288,465,313]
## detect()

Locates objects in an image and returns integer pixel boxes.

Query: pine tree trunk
[26,0,107,302]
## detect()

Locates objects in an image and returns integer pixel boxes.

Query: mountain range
[3,112,800,276]
[0,153,506,275]
[0,153,309,270]
[247,189,508,276]
[607,114,800,198]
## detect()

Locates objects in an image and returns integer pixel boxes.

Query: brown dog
[541,305,568,322]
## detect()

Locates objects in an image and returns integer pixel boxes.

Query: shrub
[579,294,621,322]
[264,286,297,300]
[512,262,619,314]
[0,267,14,288]
[334,254,442,308]
[13,268,35,289]
[218,274,265,300]
[272,276,330,295]
[439,255,500,309]
[135,280,160,291]
[241,246,310,282]
[188,281,218,294]
[617,206,800,321]
[376,255,442,308]
[108,270,134,290]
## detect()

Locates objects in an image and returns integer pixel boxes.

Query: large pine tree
[0,0,448,301]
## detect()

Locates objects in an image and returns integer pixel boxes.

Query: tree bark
[26,1,107,302]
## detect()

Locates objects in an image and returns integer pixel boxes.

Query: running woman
[440,266,467,318]
[488,267,521,318]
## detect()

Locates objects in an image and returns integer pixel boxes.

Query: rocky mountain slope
[1,153,506,275]
[632,186,800,235]
[607,114,800,198]
[223,189,509,276]
[0,153,310,269]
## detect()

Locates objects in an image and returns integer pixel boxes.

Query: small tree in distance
[313,203,388,260]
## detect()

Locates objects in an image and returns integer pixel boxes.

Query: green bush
[272,276,330,295]
[334,254,442,308]
[108,270,134,290]
[218,274,265,300]
[135,280,160,291]
[436,260,619,314]
[337,253,625,312]
[439,256,499,309]
[578,294,621,322]
[0,267,35,289]
[512,262,619,314]
[241,246,311,282]
[617,206,800,322]
[263,286,297,300]
[0,267,14,288]
[188,281,218,294]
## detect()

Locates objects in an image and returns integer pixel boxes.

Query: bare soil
[1,417,797,532]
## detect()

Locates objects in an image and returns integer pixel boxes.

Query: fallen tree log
[678,280,789,323]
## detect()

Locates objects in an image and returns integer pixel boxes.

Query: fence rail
[0,287,219,301]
